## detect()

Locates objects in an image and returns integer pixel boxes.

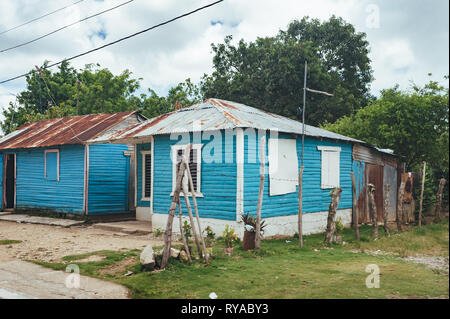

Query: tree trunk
[178,198,192,264]
[418,162,426,227]
[350,172,359,241]
[298,166,304,247]
[396,181,406,232]
[325,188,343,244]
[368,183,378,239]
[255,135,265,250]
[435,178,447,222]
[161,162,186,269]
[383,184,390,237]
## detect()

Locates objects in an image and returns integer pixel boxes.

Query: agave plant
[241,213,266,235]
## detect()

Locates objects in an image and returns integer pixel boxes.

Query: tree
[201,16,373,126]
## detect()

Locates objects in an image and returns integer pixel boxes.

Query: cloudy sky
[0,0,448,121]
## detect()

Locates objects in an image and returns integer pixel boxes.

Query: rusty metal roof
[0,111,139,150]
[88,99,364,145]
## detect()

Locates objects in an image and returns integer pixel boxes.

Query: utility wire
[0,0,85,36]
[1,0,135,53]
[0,0,224,84]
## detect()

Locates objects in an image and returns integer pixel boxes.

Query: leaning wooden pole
[396,181,406,232]
[325,188,343,244]
[178,198,192,264]
[367,183,378,239]
[183,145,209,264]
[181,180,202,259]
[350,172,359,241]
[383,184,391,237]
[298,166,304,247]
[161,162,186,269]
[255,135,266,250]
[435,178,447,223]
[418,162,426,227]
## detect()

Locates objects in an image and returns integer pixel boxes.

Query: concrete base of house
[141,208,352,238]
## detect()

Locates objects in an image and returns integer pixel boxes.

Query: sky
[0,0,448,124]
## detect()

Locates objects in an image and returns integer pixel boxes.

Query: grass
[0,239,22,245]
[34,220,449,299]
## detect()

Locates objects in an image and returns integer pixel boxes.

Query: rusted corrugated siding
[0,111,138,150]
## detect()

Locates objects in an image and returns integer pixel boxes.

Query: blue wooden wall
[14,145,85,214]
[87,144,130,215]
[136,131,238,220]
[0,155,3,210]
[243,132,353,219]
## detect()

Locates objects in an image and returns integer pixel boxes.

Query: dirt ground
[0,221,164,263]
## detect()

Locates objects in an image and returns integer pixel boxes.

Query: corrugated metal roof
[88,98,364,144]
[0,111,139,150]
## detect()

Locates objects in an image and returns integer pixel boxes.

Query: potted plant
[222,225,238,256]
[182,220,193,254]
[241,213,266,250]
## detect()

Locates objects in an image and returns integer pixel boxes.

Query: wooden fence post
[368,183,378,239]
[418,162,426,227]
[298,166,304,247]
[350,172,359,241]
[396,181,406,232]
[178,198,192,264]
[325,188,343,244]
[435,178,447,223]
[383,184,390,237]
[161,162,186,269]
[255,135,266,250]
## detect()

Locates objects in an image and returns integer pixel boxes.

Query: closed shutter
[318,146,341,189]
[144,153,151,198]
[176,148,199,193]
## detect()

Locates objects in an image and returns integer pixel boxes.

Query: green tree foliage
[201,16,373,126]
[323,79,449,212]
[1,61,200,134]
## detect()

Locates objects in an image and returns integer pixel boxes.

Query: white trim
[317,146,341,152]
[317,146,341,189]
[44,149,60,181]
[85,145,90,215]
[170,143,203,197]
[141,150,152,201]
[236,128,244,221]
[134,143,137,207]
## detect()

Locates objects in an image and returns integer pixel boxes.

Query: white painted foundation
[146,208,352,238]
[136,207,152,222]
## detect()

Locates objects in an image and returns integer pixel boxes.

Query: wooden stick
[183,144,209,264]
[181,179,202,259]
[383,184,390,237]
[396,181,406,232]
[178,198,192,264]
[350,172,360,241]
[418,162,426,227]
[325,188,343,244]
[368,183,378,239]
[161,162,186,269]
[435,178,447,223]
[255,135,266,250]
[298,166,304,247]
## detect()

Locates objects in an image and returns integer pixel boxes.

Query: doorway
[3,154,16,209]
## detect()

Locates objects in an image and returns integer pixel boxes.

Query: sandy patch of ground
[0,221,164,263]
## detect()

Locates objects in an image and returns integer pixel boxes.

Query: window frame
[170,144,203,197]
[44,149,60,181]
[317,146,341,189]
[141,150,153,201]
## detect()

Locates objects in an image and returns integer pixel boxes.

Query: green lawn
[35,220,449,299]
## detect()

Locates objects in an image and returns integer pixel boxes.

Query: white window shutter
[318,146,341,189]
[321,151,330,188]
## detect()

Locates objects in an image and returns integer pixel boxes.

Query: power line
[0,0,224,84]
[1,0,135,53]
[0,0,85,36]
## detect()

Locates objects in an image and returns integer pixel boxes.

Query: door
[3,154,16,209]
[367,163,384,222]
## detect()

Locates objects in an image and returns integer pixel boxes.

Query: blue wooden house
[0,111,146,216]
[89,99,400,236]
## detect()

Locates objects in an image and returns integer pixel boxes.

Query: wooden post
[161,162,186,269]
[255,135,266,250]
[418,162,426,227]
[178,198,192,264]
[383,184,390,237]
[183,144,209,264]
[396,181,406,232]
[435,178,447,223]
[350,172,360,241]
[368,183,378,239]
[181,181,202,259]
[298,166,304,247]
[325,188,343,244]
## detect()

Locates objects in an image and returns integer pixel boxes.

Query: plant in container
[241,213,266,250]
[222,225,238,256]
